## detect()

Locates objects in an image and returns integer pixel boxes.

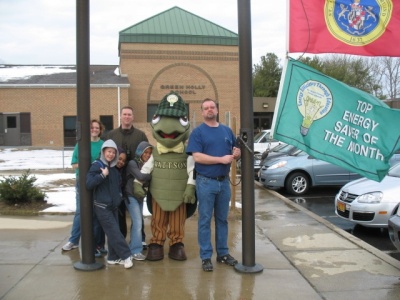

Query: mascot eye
[180,117,189,126]
[152,115,161,125]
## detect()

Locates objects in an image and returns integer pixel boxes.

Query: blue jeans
[94,206,131,261]
[69,181,81,245]
[69,181,105,248]
[196,175,230,260]
[126,196,143,254]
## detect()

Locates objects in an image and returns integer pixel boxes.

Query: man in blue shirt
[186,98,241,272]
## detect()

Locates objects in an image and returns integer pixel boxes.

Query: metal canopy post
[235,0,263,274]
[73,0,103,271]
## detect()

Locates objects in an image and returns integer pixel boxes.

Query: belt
[198,174,227,181]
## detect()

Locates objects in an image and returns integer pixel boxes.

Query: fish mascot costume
[134,92,196,261]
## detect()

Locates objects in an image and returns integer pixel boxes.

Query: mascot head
[151,92,190,148]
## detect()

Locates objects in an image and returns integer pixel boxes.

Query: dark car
[254,144,293,179]
[259,144,297,165]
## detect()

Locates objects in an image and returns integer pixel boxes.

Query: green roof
[119,6,238,47]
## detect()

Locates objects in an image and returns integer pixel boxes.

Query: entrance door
[253,114,272,133]
[4,114,20,146]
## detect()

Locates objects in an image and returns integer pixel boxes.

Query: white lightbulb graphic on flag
[297,80,333,136]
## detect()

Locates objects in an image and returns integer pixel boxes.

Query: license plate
[337,201,346,212]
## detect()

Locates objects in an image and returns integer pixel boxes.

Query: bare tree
[378,57,400,99]
[253,53,399,100]
[299,54,379,95]
[363,57,384,99]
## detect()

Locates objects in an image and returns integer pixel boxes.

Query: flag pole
[270,57,289,139]
[234,0,263,274]
[271,0,290,139]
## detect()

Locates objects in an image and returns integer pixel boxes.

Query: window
[147,104,158,122]
[20,113,31,133]
[100,115,113,133]
[0,113,3,133]
[6,116,16,129]
[64,116,76,147]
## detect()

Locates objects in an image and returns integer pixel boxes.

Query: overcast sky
[0,0,287,66]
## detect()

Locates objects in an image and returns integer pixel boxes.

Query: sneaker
[107,258,123,265]
[97,247,108,254]
[123,256,133,269]
[142,241,148,250]
[94,249,102,258]
[202,258,213,272]
[132,253,146,261]
[216,254,238,266]
[62,242,79,251]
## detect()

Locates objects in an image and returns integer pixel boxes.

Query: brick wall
[0,43,240,147]
[120,43,240,136]
[0,87,129,147]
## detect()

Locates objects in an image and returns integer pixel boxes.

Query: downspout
[117,86,121,126]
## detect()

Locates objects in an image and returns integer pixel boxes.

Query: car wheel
[285,172,309,195]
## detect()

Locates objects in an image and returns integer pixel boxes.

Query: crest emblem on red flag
[289,0,400,56]
[325,0,392,46]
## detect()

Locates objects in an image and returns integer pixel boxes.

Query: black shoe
[216,254,238,266]
[202,258,213,272]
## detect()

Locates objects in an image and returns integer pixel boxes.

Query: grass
[0,200,53,216]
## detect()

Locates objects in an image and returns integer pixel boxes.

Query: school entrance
[253,112,274,132]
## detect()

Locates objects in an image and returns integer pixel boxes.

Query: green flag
[272,58,400,181]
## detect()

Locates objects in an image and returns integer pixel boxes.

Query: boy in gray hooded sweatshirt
[124,141,153,260]
[86,139,133,269]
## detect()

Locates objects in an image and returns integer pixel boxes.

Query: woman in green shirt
[62,119,105,256]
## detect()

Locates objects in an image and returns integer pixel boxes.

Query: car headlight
[269,160,288,170]
[357,192,383,204]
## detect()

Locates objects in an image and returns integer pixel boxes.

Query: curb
[255,181,400,270]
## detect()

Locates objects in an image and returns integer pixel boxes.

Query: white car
[253,130,282,154]
[236,130,283,178]
[335,162,400,228]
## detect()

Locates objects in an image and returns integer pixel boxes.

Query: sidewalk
[1,183,400,299]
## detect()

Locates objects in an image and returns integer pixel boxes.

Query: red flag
[289,0,400,57]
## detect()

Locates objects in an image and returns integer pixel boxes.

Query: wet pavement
[1,182,400,299]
